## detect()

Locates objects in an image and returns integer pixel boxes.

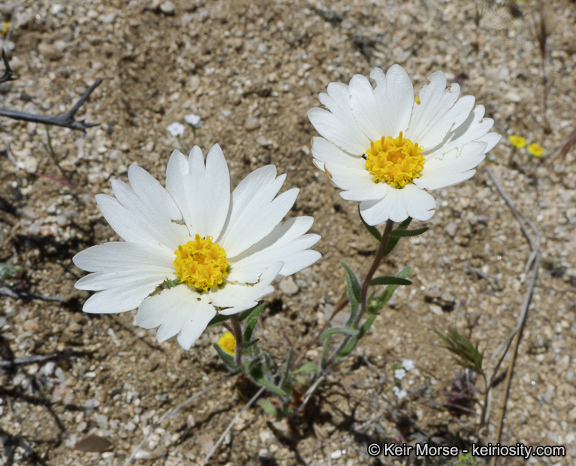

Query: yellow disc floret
[365,132,425,188]
[173,234,229,291]
[217,332,236,355]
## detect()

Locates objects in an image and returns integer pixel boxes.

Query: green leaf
[368,276,412,286]
[359,206,382,241]
[368,266,411,313]
[339,314,378,357]
[207,314,230,327]
[213,343,238,369]
[341,262,361,326]
[396,217,413,230]
[389,227,429,238]
[433,327,484,376]
[292,361,318,377]
[320,326,358,340]
[250,364,288,398]
[243,302,266,343]
[258,399,282,418]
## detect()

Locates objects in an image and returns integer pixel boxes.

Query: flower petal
[82,276,162,314]
[359,184,436,225]
[136,285,216,350]
[73,242,174,273]
[311,137,364,171]
[370,65,415,138]
[210,262,283,315]
[406,71,472,150]
[308,80,371,155]
[229,217,320,282]
[219,166,298,257]
[415,141,487,190]
[165,145,231,239]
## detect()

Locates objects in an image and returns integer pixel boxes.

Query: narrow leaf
[320,326,358,340]
[250,365,288,397]
[213,343,238,369]
[339,314,378,356]
[292,361,318,377]
[243,302,266,343]
[359,206,382,241]
[389,227,429,238]
[368,276,412,286]
[258,399,282,418]
[341,262,361,326]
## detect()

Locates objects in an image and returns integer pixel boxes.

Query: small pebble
[279,276,299,295]
[244,116,260,131]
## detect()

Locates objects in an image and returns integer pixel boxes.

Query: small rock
[444,222,457,238]
[23,318,39,333]
[244,116,260,131]
[257,42,268,53]
[256,136,273,147]
[77,421,88,432]
[42,361,56,376]
[38,42,65,60]
[102,13,116,24]
[429,304,443,316]
[279,276,299,296]
[160,1,175,14]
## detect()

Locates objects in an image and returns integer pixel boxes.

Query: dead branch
[0,79,103,131]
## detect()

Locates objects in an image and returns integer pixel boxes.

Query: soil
[1,0,575,465]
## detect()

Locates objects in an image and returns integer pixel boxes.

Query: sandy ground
[1,0,575,464]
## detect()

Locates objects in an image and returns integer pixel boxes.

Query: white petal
[76,270,174,291]
[370,65,415,138]
[406,71,467,150]
[228,217,320,282]
[326,162,388,201]
[219,166,298,257]
[349,74,383,141]
[82,276,161,314]
[96,194,173,250]
[210,262,283,315]
[429,105,493,157]
[311,137,365,171]
[359,184,436,225]
[165,145,231,239]
[73,242,175,273]
[415,141,487,190]
[109,169,187,249]
[136,286,216,350]
[308,81,372,156]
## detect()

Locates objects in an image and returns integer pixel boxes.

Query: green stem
[353,219,394,328]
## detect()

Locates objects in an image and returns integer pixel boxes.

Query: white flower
[392,386,408,400]
[394,368,406,380]
[401,359,415,371]
[185,113,202,128]
[73,145,321,350]
[167,122,185,137]
[308,64,501,225]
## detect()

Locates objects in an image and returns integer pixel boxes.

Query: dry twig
[479,167,541,454]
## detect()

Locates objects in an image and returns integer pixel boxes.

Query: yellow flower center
[365,132,425,188]
[173,234,229,291]
[217,332,236,355]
